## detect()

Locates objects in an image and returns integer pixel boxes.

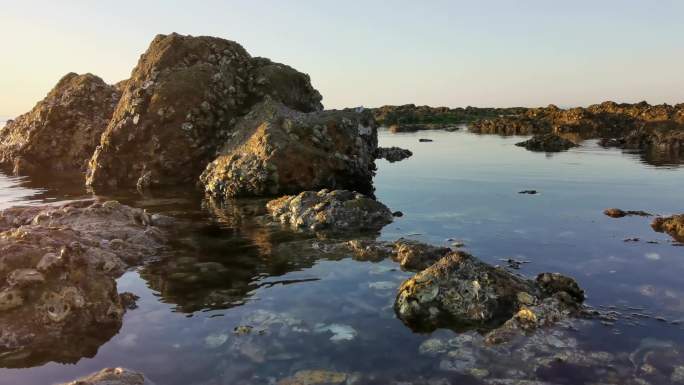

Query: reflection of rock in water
[0,200,168,368]
[139,198,357,313]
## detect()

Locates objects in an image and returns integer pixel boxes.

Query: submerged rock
[347,238,451,271]
[603,208,652,218]
[376,146,413,162]
[0,200,167,367]
[277,370,349,385]
[515,133,578,152]
[86,33,322,190]
[394,251,584,342]
[0,73,121,175]
[200,99,378,198]
[266,189,392,233]
[58,367,147,385]
[652,214,684,242]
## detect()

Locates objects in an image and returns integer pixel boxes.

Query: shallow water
[1,130,683,385]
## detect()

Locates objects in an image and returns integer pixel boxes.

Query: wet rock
[0,200,167,367]
[266,189,392,233]
[394,251,585,342]
[376,146,413,162]
[603,208,652,218]
[58,367,147,385]
[277,370,349,385]
[518,190,538,195]
[515,133,578,152]
[0,73,121,175]
[86,33,323,190]
[652,214,684,242]
[418,138,433,142]
[347,239,451,271]
[200,99,378,198]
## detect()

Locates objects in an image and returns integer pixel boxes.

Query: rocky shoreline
[1,32,681,385]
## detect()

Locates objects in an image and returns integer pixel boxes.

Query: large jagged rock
[85,33,322,190]
[0,73,121,175]
[515,133,578,152]
[266,189,392,233]
[394,251,584,343]
[652,214,684,242]
[0,200,168,368]
[200,100,378,198]
[58,368,147,385]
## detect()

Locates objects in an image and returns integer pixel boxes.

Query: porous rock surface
[201,100,378,198]
[376,146,413,162]
[515,133,578,152]
[86,33,323,190]
[394,251,585,343]
[347,238,451,271]
[58,367,147,385]
[0,73,121,175]
[0,200,167,367]
[652,214,684,242]
[266,189,392,233]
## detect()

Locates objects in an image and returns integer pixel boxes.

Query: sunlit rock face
[200,100,378,199]
[0,73,121,176]
[395,251,585,343]
[0,200,168,367]
[85,33,323,191]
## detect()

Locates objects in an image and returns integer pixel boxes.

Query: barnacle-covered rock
[652,214,684,242]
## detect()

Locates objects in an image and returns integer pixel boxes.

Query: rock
[200,99,378,198]
[518,190,538,195]
[85,33,322,190]
[58,367,147,385]
[0,200,167,367]
[515,133,578,152]
[376,146,413,162]
[392,210,404,217]
[346,238,451,271]
[0,73,121,175]
[277,370,348,385]
[603,208,652,218]
[652,214,684,242]
[419,138,433,142]
[372,104,527,130]
[265,189,392,233]
[394,251,585,342]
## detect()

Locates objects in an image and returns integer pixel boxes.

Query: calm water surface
[1,130,683,385]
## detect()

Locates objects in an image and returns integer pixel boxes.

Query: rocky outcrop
[471,101,684,156]
[376,146,413,162]
[394,251,584,343]
[58,368,147,385]
[603,208,652,218]
[348,239,451,271]
[200,100,378,198]
[652,214,684,242]
[266,189,392,233]
[373,104,526,131]
[86,33,323,190]
[515,133,578,152]
[0,73,121,175]
[0,200,168,367]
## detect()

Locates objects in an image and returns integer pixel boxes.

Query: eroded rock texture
[86,33,322,190]
[58,367,147,385]
[0,73,121,175]
[201,100,378,198]
[0,200,167,367]
[266,189,392,233]
[376,146,413,162]
[652,214,684,242]
[394,251,584,343]
[515,133,578,152]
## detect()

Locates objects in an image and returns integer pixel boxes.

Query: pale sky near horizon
[1,0,683,117]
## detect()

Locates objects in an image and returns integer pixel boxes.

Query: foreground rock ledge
[59,367,147,385]
[266,189,392,233]
[200,99,378,198]
[0,73,121,175]
[395,251,584,344]
[0,200,168,368]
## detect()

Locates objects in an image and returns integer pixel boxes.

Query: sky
[1,0,684,117]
